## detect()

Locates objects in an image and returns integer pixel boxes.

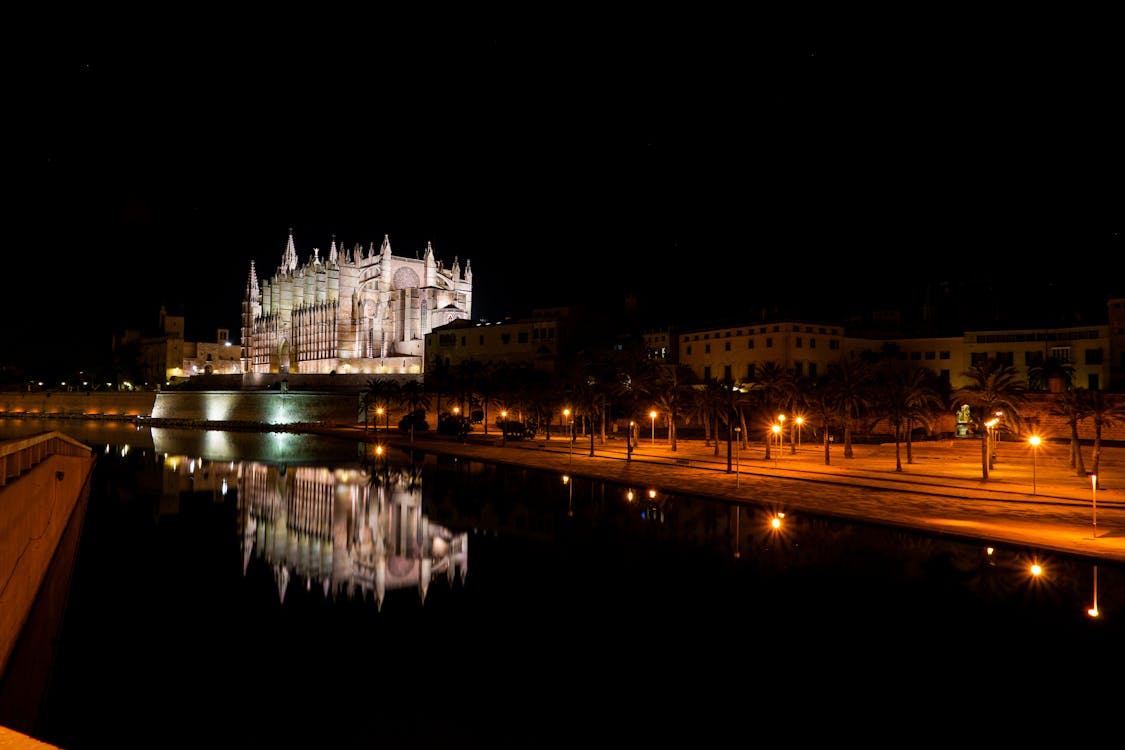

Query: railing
[0,432,93,487]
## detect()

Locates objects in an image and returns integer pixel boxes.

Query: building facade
[241,230,473,376]
[677,298,1124,393]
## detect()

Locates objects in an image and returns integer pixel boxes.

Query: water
[4,419,1125,748]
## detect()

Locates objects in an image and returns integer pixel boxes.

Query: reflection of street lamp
[1089,565,1100,618]
[1029,434,1042,494]
[650,410,657,445]
[563,474,573,516]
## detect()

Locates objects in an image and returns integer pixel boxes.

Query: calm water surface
[3,419,1125,748]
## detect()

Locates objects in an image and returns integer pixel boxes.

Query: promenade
[351,426,1125,566]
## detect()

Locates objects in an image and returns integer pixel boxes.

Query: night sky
[7,17,1122,375]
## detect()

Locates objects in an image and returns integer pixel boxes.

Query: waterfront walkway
[337,426,1125,565]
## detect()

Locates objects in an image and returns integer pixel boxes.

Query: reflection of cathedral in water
[237,462,468,610]
[156,451,468,610]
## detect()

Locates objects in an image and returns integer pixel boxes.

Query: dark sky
[7,16,1123,373]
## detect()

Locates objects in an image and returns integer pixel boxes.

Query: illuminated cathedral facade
[241,229,473,375]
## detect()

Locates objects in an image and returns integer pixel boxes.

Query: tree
[650,364,696,452]
[1027,356,1076,393]
[825,357,872,460]
[1049,387,1090,476]
[872,364,942,472]
[1085,390,1125,478]
[951,358,1027,481]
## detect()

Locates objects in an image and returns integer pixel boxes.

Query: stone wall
[0,391,156,417]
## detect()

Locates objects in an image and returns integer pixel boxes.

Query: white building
[241,229,473,376]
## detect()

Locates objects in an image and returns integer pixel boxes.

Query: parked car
[498,419,536,439]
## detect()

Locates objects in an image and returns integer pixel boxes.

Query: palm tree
[872,364,942,472]
[804,371,841,465]
[826,357,872,460]
[650,363,695,451]
[1085,390,1125,478]
[1027,356,1076,393]
[397,379,431,441]
[364,378,400,432]
[1049,387,1090,476]
[754,361,792,459]
[951,358,1027,481]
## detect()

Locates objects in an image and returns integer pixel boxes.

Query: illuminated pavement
[343,426,1125,565]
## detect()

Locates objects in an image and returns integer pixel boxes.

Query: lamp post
[1092,473,1098,539]
[500,410,507,447]
[564,408,572,463]
[376,407,384,433]
[650,410,657,445]
[1029,434,1041,495]
[795,416,804,452]
[778,414,786,454]
[771,423,781,467]
[734,426,741,487]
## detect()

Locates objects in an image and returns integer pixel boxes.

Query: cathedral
[241,229,473,375]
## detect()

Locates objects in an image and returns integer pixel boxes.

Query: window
[1088,374,1100,390]
[796,337,803,348]
[911,351,921,360]
[724,342,731,351]
[723,365,732,380]
[940,351,950,360]
[794,362,803,375]
[703,366,712,380]
[971,352,989,366]
[686,345,693,356]
[705,343,711,354]
[748,339,755,349]
[925,351,935,360]
[830,340,840,350]
[810,338,816,349]
[766,337,773,348]
[501,333,511,345]
[1086,348,1104,364]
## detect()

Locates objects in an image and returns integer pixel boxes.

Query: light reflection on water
[3,419,1125,747]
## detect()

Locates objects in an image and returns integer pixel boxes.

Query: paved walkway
[333,425,1125,565]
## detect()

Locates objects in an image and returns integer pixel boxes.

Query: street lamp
[795,416,804,451]
[778,414,786,454]
[1029,434,1041,494]
[376,406,384,433]
[650,410,657,445]
[564,408,572,462]
[734,426,741,487]
[1091,473,1098,539]
[771,423,781,465]
[500,410,508,447]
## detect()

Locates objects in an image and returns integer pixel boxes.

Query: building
[181,328,240,378]
[423,308,572,373]
[241,230,473,376]
[676,298,1125,393]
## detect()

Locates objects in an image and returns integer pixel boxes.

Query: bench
[674,458,690,467]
